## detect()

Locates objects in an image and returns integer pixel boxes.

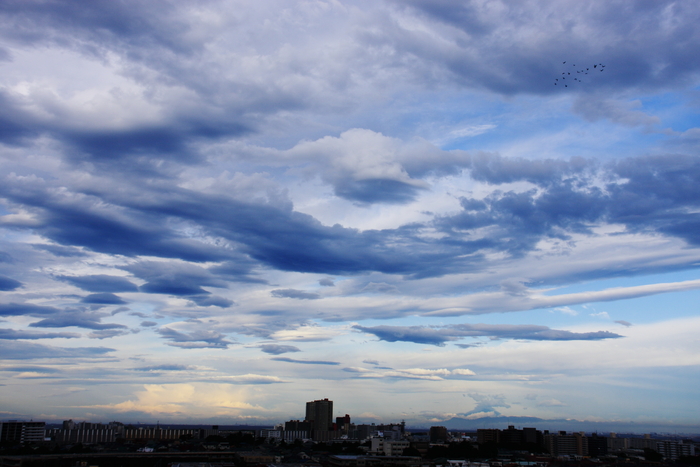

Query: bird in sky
[555,61,606,89]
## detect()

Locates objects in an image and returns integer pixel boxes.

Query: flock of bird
[555,61,605,87]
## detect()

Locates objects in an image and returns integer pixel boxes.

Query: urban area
[1,399,698,467]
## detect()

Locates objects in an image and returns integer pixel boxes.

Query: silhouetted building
[656,440,695,459]
[477,428,500,444]
[285,419,313,432]
[544,431,588,456]
[588,433,608,457]
[336,414,351,434]
[0,421,45,443]
[306,398,334,440]
[429,426,448,443]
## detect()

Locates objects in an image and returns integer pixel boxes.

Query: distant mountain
[411,416,700,435]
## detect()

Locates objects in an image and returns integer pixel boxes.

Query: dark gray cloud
[271,357,340,365]
[615,320,632,327]
[80,293,127,305]
[0,303,61,317]
[271,289,320,300]
[140,321,158,327]
[139,281,209,296]
[29,310,128,331]
[335,179,424,204]
[57,274,138,292]
[259,344,301,355]
[0,275,21,291]
[123,261,230,297]
[390,0,700,95]
[0,340,114,359]
[318,278,335,287]
[354,323,623,346]
[156,327,233,349]
[188,295,234,308]
[0,328,80,340]
[0,2,252,165]
[88,329,130,339]
[4,149,700,285]
[468,153,592,186]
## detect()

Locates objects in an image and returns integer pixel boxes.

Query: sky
[1,0,700,431]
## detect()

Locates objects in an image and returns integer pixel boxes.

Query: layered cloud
[353,323,623,346]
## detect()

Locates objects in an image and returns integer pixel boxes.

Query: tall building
[305,398,333,432]
[588,433,608,457]
[477,428,500,444]
[429,426,448,443]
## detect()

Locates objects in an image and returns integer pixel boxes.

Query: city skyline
[1,1,700,430]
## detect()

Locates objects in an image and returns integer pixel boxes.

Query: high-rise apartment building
[0,421,46,443]
[305,398,333,432]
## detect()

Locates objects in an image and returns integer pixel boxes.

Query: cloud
[81,293,127,305]
[88,329,130,339]
[270,325,344,342]
[156,327,234,349]
[283,129,437,204]
[0,275,22,291]
[188,295,234,308]
[0,340,114,359]
[270,289,320,300]
[213,374,286,384]
[258,344,301,355]
[1,0,700,427]
[271,357,340,365]
[342,366,474,381]
[572,98,660,127]
[29,310,128,330]
[463,393,510,417]
[32,244,87,257]
[361,282,400,294]
[56,274,138,292]
[353,323,623,346]
[615,320,633,327]
[538,398,568,407]
[0,328,80,339]
[555,307,578,316]
[2,366,60,374]
[0,303,61,317]
[134,364,191,372]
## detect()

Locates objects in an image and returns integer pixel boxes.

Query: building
[306,398,333,433]
[337,414,351,434]
[656,440,695,459]
[587,433,608,457]
[544,431,588,456]
[477,428,500,444]
[370,437,411,456]
[0,421,46,444]
[429,426,448,443]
